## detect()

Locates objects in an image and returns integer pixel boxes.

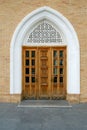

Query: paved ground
[0,102,87,130]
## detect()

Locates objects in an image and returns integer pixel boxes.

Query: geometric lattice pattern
[27,20,62,43]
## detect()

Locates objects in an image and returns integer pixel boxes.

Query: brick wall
[0,0,87,103]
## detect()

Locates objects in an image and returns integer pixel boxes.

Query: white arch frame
[10,6,80,95]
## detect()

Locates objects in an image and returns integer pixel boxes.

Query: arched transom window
[27,20,63,44]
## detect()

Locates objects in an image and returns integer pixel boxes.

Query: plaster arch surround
[10,6,80,96]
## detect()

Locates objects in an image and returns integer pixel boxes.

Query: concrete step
[18,100,72,108]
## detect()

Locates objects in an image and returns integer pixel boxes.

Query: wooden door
[22,47,38,99]
[22,46,66,99]
[51,47,66,99]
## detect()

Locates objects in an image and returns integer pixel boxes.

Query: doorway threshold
[17,100,72,108]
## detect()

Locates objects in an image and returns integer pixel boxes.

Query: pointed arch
[10,6,80,97]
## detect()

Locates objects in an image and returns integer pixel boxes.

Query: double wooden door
[22,46,66,99]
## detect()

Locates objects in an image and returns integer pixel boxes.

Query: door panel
[38,48,51,99]
[51,47,66,99]
[22,48,37,99]
[22,46,66,99]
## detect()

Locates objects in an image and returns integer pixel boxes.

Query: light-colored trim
[10,6,80,95]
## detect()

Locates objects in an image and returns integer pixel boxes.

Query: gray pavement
[0,102,87,130]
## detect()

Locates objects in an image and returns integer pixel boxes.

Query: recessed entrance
[22,46,66,99]
[10,7,80,103]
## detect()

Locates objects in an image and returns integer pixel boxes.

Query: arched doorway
[10,6,80,102]
[22,19,66,99]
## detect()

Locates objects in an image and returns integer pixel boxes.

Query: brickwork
[0,0,87,103]
[0,94,21,103]
[67,94,80,104]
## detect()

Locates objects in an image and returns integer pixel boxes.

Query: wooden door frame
[22,46,67,99]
